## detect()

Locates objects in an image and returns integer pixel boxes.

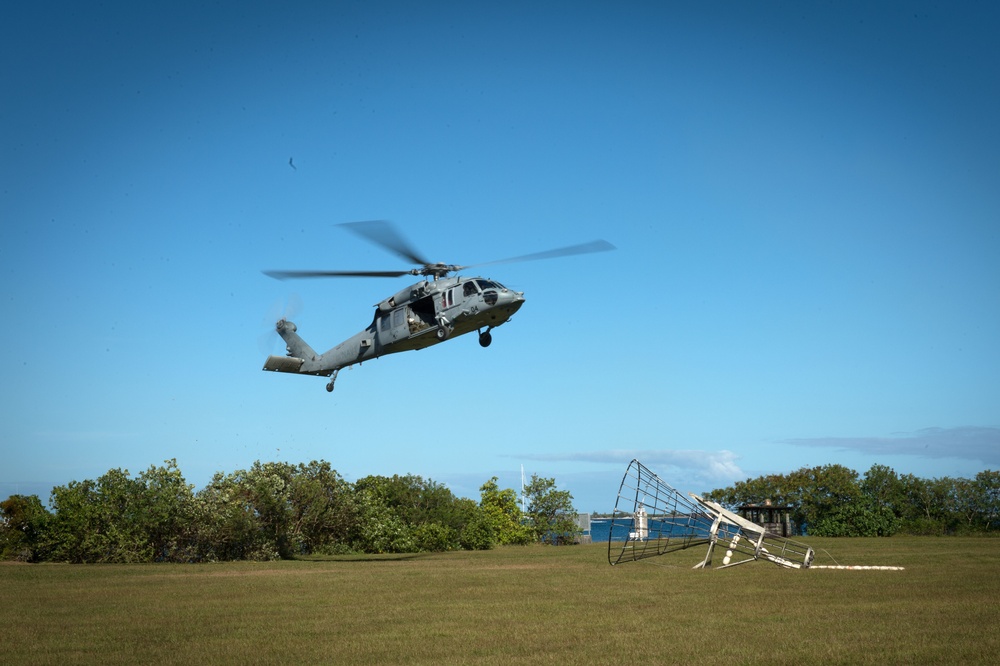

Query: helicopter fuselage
[262,275,524,391]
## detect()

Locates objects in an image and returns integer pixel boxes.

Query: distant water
[590,517,715,542]
[589,518,627,542]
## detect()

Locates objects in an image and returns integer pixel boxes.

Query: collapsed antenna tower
[608,459,815,569]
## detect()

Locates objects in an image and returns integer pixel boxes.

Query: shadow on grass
[294,552,434,563]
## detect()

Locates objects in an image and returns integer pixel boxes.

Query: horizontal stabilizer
[263,355,305,373]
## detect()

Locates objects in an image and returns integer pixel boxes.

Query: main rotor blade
[338,220,430,267]
[263,269,411,280]
[463,239,616,270]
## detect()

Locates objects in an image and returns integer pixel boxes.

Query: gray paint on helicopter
[262,221,612,392]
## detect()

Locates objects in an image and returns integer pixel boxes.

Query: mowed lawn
[2,537,998,665]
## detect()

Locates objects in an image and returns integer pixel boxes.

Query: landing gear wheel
[436,326,450,341]
[479,331,492,348]
[325,369,340,393]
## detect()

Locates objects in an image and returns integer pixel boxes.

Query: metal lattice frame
[608,459,815,570]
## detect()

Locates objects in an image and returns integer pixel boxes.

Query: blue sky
[2,1,998,513]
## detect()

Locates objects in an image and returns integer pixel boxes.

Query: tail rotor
[258,293,303,355]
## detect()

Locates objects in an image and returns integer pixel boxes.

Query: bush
[0,495,50,562]
[809,501,899,537]
[459,513,496,550]
[413,523,457,552]
[897,518,949,536]
[1,461,576,561]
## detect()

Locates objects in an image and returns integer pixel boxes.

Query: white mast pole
[520,464,527,513]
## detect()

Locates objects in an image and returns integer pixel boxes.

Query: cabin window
[463,281,478,297]
[380,314,391,332]
[392,308,404,328]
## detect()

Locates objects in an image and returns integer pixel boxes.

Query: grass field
[2,537,998,664]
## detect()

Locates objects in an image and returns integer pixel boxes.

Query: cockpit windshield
[476,279,505,306]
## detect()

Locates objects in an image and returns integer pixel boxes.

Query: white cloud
[782,426,1000,465]
[516,448,745,485]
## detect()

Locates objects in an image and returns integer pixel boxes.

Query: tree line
[704,463,1000,537]
[0,460,579,563]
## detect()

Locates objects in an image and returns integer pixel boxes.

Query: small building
[737,500,796,537]
[576,512,592,544]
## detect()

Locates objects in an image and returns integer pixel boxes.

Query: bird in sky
[288,157,296,170]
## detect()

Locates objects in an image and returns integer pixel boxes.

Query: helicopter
[261,220,614,393]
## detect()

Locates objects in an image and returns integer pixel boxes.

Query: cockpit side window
[476,279,497,290]
[463,281,479,297]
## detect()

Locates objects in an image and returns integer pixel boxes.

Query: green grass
[3,538,998,664]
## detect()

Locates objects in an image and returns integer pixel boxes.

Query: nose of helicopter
[501,289,525,315]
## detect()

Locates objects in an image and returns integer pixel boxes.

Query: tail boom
[262,319,325,375]
[261,319,378,392]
